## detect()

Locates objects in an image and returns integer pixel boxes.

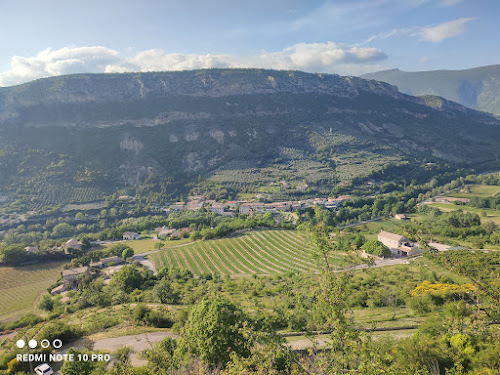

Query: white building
[377,230,421,257]
[123,231,140,240]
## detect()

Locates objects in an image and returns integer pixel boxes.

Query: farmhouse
[239,203,264,215]
[123,231,140,240]
[64,238,82,250]
[378,230,421,257]
[24,246,38,253]
[158,226,176,239]
[186,202,203,211]
[168,202,185,212]
[61,266,90,288]
[210,203,226,214]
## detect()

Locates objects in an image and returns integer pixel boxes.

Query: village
[165,194,352,215]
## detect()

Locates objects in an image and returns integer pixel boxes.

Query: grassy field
[446,184,500,199]
[149,230,346,276]
[105,238,193,254]
[0,261,66,321]
[429,203,500,226]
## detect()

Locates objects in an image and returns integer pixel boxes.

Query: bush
[407,294,435,315]
[145,310,174,328]
[38,294,54,312]
[361,239,391,257]
[133,303,150,322]
[38,321,82,343]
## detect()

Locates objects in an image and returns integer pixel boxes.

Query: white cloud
[362,17,475,44]
[110,42,387,75]
[440,0,463,6]
[415,17,475,42]
[0,46,119,86]
[0,42,388,86]
[405,0,464,7]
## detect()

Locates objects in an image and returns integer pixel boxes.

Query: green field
[446,184,500,199]
[429,203,500,226]
[0,261,66,321]
[105,238,193,255]
[150,230,335,276]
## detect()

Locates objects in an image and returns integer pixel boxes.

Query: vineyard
[19,182,105,210]
[150,230,342,276]
[0,261,66,320]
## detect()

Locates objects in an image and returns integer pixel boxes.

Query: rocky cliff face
[0,69,414,125]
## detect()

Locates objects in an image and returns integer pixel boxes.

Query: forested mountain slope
[1,69,499,209]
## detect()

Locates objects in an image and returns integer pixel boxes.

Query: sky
[0,0,498,86]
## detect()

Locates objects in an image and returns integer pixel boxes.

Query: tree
[122,247,134,261]
[183,296,250,367]
[38,294,54,312]
[52,222,73,237]
[0,244,28,265]
[109,265,142,293]
[106,243,131,257]
[153,278,176,304]
[60,348,94,375]
[362,239,391,257]
[154,241,165,250]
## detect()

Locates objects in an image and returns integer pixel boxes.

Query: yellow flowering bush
[411,281,474,297]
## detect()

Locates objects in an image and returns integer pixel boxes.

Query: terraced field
[0,261,66,320]
[149,230,324,276]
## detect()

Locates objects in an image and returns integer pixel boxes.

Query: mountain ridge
[362,65,500,115]
[0,68,499,210]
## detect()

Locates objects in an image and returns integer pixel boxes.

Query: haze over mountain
[362,65,500,115]
[1,69,500,208]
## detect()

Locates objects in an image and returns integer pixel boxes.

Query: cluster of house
[377,230,422,257]
[166,195,351,216]
[156,226,189,239]
[51,256,125,294]
[23,238,84,254]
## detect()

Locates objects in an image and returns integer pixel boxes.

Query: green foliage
[153,277,177,304]
[38,320,82,343]
[122,247,134,260]
[0,244,28,265]
[108,265,143,293]
[361,239,391,257]
[37,294,54,311]
[183,296,250,367]
[60,348,95,375]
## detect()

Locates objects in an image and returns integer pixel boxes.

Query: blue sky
[0,0,497,86]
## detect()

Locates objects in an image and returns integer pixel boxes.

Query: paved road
[133,255,157,275]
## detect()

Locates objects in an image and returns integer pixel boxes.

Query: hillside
[1,68,500,210]
[362,65,500,115]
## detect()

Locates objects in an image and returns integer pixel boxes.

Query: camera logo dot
[53,339,63,349]
[28,340,37,349]
[41,339,50,349]
[16,340,25,349]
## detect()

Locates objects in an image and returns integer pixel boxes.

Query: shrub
[38,320,82,343]
[407,294,435,315]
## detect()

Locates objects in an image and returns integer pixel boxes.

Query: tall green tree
[183,296,250,368]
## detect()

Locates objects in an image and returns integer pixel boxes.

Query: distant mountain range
[362,65,500,115]
[1,69,500,209]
